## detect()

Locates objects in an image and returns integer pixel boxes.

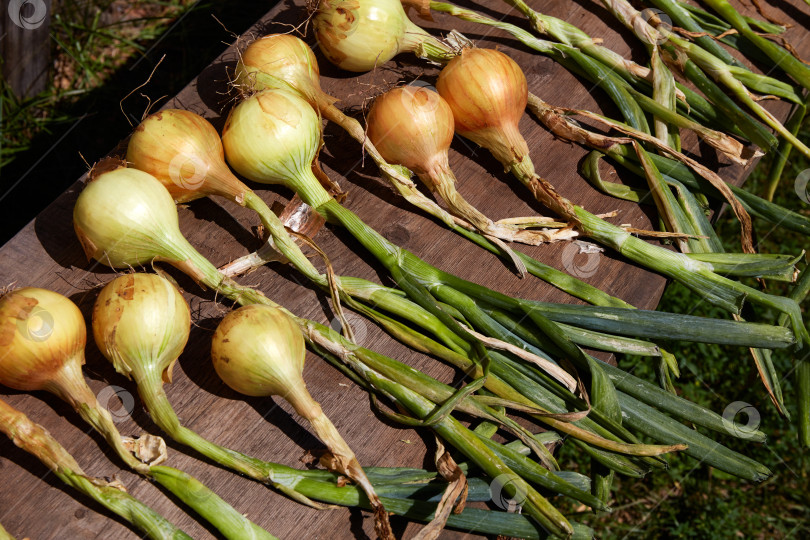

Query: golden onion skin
[93,273,191,384]
[366,86,455,176]
[0,287,86,391]
[436,48,531,166]
[127,109,248,204]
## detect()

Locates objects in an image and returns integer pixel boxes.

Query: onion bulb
[127,109,250,204]
[367,86,455,181]
[235,34,337,111]
[211,304,393,540]
[93,273,190,390]
[73,163,276,312]
[73,163,224,287]
[222,89,333,208]
[436,48,530,174]
[436,48,579,221]
[313,0,437,72]
[0,287,162,473]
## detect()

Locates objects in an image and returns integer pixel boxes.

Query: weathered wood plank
[1,0,52,97]
[0,0,807,538]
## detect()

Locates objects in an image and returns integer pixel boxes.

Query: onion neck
[284,169,335,210]
[205,165,251,205]
[464,122,530,172]
[282,168,408,270]
[401,20,455,65]
[134,372,292,483]
[241,190,327,287]
[305,399,393,540]
[423,159,492,232]
[45,357,151,474]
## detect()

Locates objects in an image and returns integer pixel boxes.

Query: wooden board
[0,0,52,98]
[1,0,807,538]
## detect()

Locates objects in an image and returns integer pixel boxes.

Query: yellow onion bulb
[236,34,336,109]
[436,48,530,167]
[222,90,324,197]
[313,0,428,72]
[211,305,313,412]
[93,273,191,385]
[73,167,196,269]
[0,288,86,393]
[366,85,455,176]
[127,109,249,204]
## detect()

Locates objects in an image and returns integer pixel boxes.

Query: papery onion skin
[366,86,455,177]
[73,166,196,269]
[0,288,86,392]
[313,0,425,72]
[93,273,191,385]
[211,304,314,414]
[236,34,336,109]
[436,48,531,168]
[127,110,248,204]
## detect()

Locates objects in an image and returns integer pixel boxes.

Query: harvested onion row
[72,166,599,537]
[0,288,276,540]
[234,33,566,278]
[91,273,575,538]
[69,166,781,540]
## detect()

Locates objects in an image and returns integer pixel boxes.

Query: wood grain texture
[1,0,808,538]
[0,0,52,98]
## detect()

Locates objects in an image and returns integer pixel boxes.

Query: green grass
[1,1,195,170]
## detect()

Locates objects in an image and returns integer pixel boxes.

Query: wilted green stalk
[0,398,192,540]
[599,0,810,159]
[766,97,808,201]
[700,0,810,90]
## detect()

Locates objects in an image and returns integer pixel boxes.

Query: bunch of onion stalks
[83,141,789,484]
[234,33,564,262]
[71,166,786,536]
[524,92,810,437]
[596,0,809,159]
[0,287,276,540]
[0,397,193,540]
[89,272,562,539]
[641,0,810,200]
[120,105,795,467]
[71,166,632,538]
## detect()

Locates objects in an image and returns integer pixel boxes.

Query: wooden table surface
[1,0,808,538]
